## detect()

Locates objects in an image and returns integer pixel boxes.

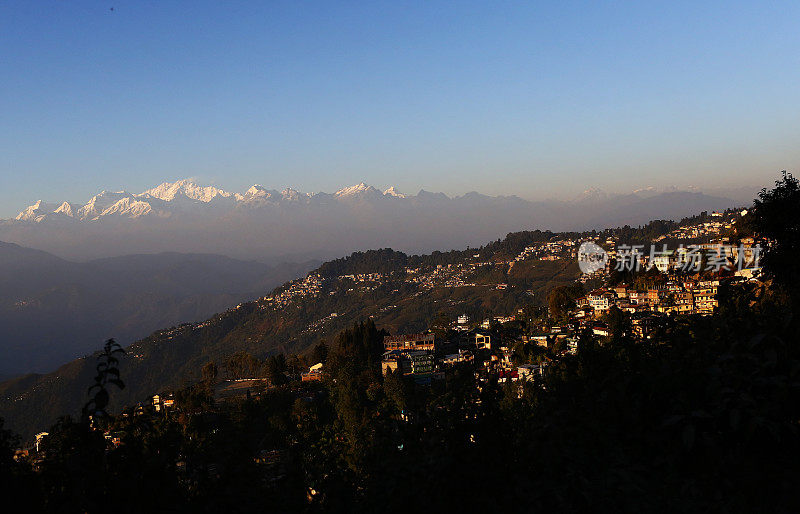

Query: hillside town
[244,208,758,337]
[21,207,766,464]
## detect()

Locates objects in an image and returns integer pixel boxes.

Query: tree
[430,312,452,340]
[548,285,579,318]
[750,171,800,300]
[224,351,262,379]
[266,354,288,386]
[0,417,19,480]
[83,339,126,421]
[310,341,329,365]
[382,369,409,413]
[603,305,631,340]
[201,361,219,384]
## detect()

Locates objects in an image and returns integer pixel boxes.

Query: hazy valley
[0,242,314,377]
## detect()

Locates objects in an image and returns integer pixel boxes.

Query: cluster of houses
[654,210,744,242]
[607,239,761,275]
[578,279,722,317]
[378,330,551,387]
[258,272,325,310]
[406,261,487,289]
[511,239,576,265]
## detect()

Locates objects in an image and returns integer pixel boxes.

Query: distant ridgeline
[0,208,744,438]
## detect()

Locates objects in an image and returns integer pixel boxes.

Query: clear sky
[2,1,799,217]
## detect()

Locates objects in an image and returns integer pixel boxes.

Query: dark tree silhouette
[751,171,800,299]
[82,339,126,421]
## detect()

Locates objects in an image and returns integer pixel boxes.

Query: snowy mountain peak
[53,201,78,217]
[100,197,154,218]
[335,182,380,197]
[383,186,406,198]
[280,188,311,202]
[78,191,134,220]
[15,200,57,221]
[141,180,232,203]
[573,187,608,202]
[246,184,265,195]
[244,184,277,198]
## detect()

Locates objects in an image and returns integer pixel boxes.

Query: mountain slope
[0,205,741,438]
[0,238,581,438]
[0,242,315,377]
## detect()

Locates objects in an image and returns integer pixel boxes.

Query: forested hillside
[0,209,739,438]
[0,242,578,438]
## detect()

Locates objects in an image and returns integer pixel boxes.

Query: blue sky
[2,1,799,217]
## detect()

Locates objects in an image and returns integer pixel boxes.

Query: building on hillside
[382,350,435,377]
[692,280,719,314]
[588,290,615,312]
[384,332,436,352]
[494,315,517,324]
[35,432,48,452]
[518,364,544,381]
[675,246,697,270]
[665,281,682,293]
[735,267,762,279]
[474,332,492,350]
[382,353,403,375]
[408,351,434,375]
[567,339,579,354]
[531,335,549,348]
[652,252,673,272]
[104,431,124,448]
[152,394,175,413]
[663,291,694,314]
[301,363,324,382]
[441,349,473,365]
[647,288,666,305]
[631,315,659,339]
[628,290,647,305]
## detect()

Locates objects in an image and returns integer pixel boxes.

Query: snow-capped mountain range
[12,180,417,223]
[2,179,744,263]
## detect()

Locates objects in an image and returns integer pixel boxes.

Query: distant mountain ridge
[2,180,743,263]
[12,180,424,222]
[10,180,742,224]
